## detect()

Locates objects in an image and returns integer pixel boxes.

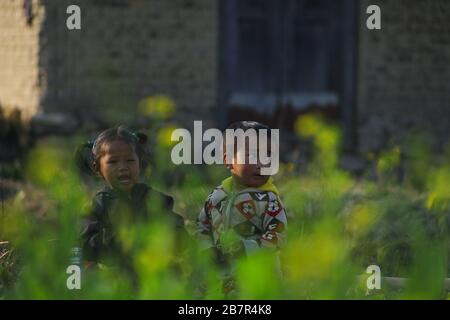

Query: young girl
[75,125,186,279]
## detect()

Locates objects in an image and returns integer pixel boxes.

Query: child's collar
[99,182,148,199]
[220,176,279,195]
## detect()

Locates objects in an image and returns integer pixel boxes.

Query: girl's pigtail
[134,132,150,170]
[135,132,148,144]
[75,141,96,176]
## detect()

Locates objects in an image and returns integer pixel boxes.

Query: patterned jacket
[197,177,287,259]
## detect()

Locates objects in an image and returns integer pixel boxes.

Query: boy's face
[226,145,272,188]
[97,140,140,193]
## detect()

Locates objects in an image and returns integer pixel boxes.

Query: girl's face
[97,140,140,193]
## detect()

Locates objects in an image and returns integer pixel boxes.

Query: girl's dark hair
[75,125,149,176]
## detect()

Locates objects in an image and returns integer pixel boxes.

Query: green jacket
[80,183,186,267]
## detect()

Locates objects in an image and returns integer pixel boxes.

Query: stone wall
[0,0,45,120]
[357,0,450,151]
[39,0,217,124]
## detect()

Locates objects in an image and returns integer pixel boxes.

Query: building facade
[0,0,449,151]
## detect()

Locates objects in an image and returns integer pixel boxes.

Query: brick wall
[357,0,450,150]
[39,0,217,124]
[0,0,45,120]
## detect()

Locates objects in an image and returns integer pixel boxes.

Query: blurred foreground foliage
[0,114,449,300]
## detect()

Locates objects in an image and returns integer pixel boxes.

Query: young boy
[197,121,287,290]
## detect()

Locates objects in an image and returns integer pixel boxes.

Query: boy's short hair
[223,121,272,159]
[226,121,271,132]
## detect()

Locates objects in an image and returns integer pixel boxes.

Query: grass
[0,115,449,299]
